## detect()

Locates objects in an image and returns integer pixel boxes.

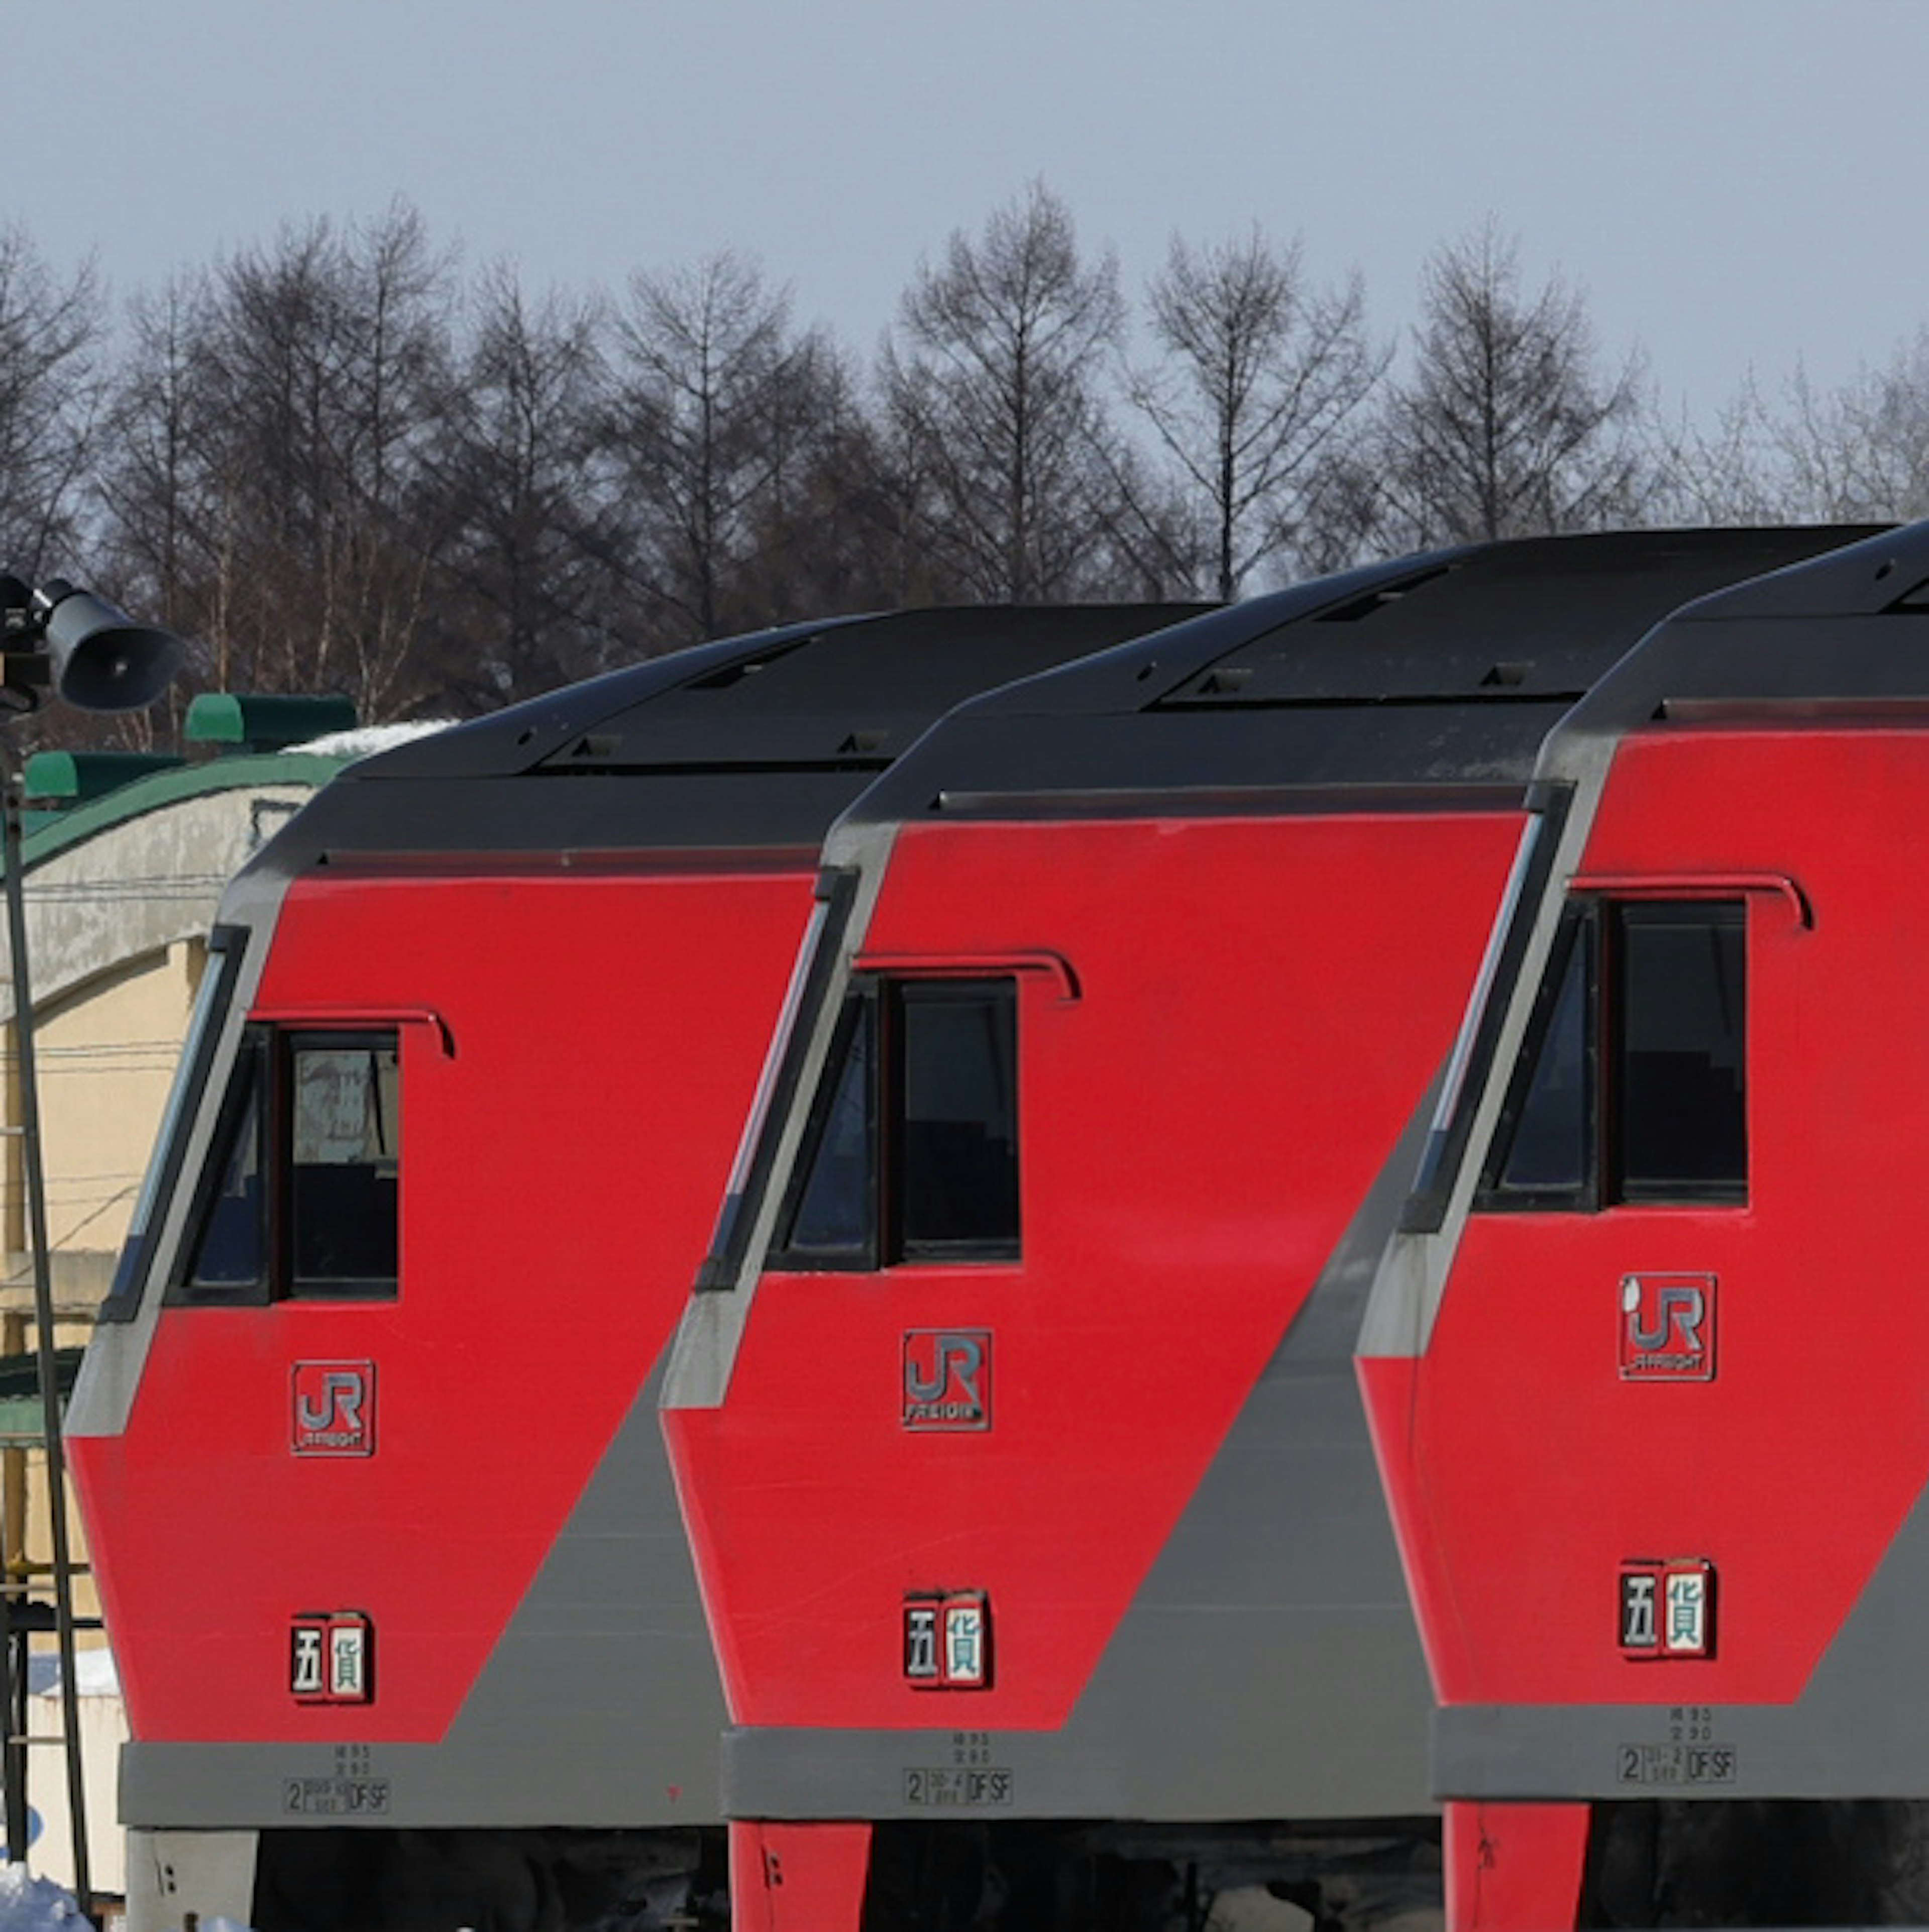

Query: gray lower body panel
[1439,1472,1929,1803]
[726,1097,1444,1827]
[123,1731,720,1832]
[124,1364,727,1833]
[1436,1698,1925,1803]
[726,1593,1430,1823]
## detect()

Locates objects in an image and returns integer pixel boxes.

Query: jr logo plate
[902,1331,991,1431]
[291,1361,376,1456]
[1619,1274,1715,1381]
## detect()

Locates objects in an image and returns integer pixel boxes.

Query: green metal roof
[6,749,350,876]
[22,751,184,804]
[185,693,358,753]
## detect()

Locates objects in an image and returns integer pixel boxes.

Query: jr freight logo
[1618,1274,1715,1381]
[291,1361,376,1456]
[902,1330,991,1431]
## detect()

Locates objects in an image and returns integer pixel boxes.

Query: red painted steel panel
[1366,729,1929,1708]
[729,1821,872,1932]
[1444,1801,1590,1932]
[666,811,1522,1728]
[73,865,815,1742]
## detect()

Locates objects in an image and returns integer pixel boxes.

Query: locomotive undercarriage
[860,1818,1443,1932]
[1582,1800,1929,1927]
[247,1818,1445,1931]
[238,1802,1929,1930]
[251,1824,728,1932]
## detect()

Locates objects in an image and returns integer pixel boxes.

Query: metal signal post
[0,577,184,1925]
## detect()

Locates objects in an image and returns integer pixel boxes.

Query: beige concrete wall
[3,786,307,1017]
[24,1675,128,1896]
[0,783,313,1307]
[31,939,206,1259]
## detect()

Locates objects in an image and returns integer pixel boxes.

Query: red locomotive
[662,532,1860,1930]
[1359,524,1929,1927]
[70,524,1888,1932]
[67,605,1191,1932]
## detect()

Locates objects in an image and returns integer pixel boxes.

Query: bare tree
[1081,430,1211,600]
[128,202,460,714]
[91,270,241,747]
[715,357,960,620]
[1771,335,1929,522]
[97,273,221,641]
[1648,337,1929,530]
[606,251,843,644]
[0,230,105,581]
[1645,377,1792,527]
[1129,230,1385,598]
[420,266,625,704]
[882,183,1124,601]
[1372,223,1648,547]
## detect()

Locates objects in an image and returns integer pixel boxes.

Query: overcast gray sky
[4,2,1922,419]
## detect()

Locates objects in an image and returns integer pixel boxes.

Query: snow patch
[24,1650,118,1699]
[287,720,455,760]
[0,1863,84,1927]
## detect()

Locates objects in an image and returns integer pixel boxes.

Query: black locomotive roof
[350,606,1206,780]
[1545,519,1929,759]
[255,605,1204,867]
[843,529,1883,824]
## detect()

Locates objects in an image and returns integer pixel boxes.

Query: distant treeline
[0,186,1915,741]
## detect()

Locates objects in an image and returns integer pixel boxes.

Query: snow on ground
[0,1871,260,1932]
[0,1862,271,1932]
[24,1650,118,1699]
[0,1865,84,1928]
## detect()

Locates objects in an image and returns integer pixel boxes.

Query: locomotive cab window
[1481,900,1745,1210]
[289,1036,401,1293]
[183,1033,268,1294]
[777,979,1019,1268]
[174,1027,400,1302]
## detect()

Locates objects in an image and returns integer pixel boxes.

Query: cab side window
[1482,901,1745,1210]
[184,1033,268,1292]
[777,979,1019,1269]
[175,1027,401,1302]
[288,1036,400,1292]
[784,994,877,1264]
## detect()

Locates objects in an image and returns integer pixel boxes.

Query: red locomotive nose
[70,604,1192,1932]
[666,529,1868,1930]
[1361,521,1929,1929]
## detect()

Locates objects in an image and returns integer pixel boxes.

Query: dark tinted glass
[184,1038,266,1292]
[1614,904,1746,1202]
[109,929,247,1317]
[898,983,1019,1255]
[288,1034,400,1294]
[1495,920,1593,1196]
[784,996,876,1260]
